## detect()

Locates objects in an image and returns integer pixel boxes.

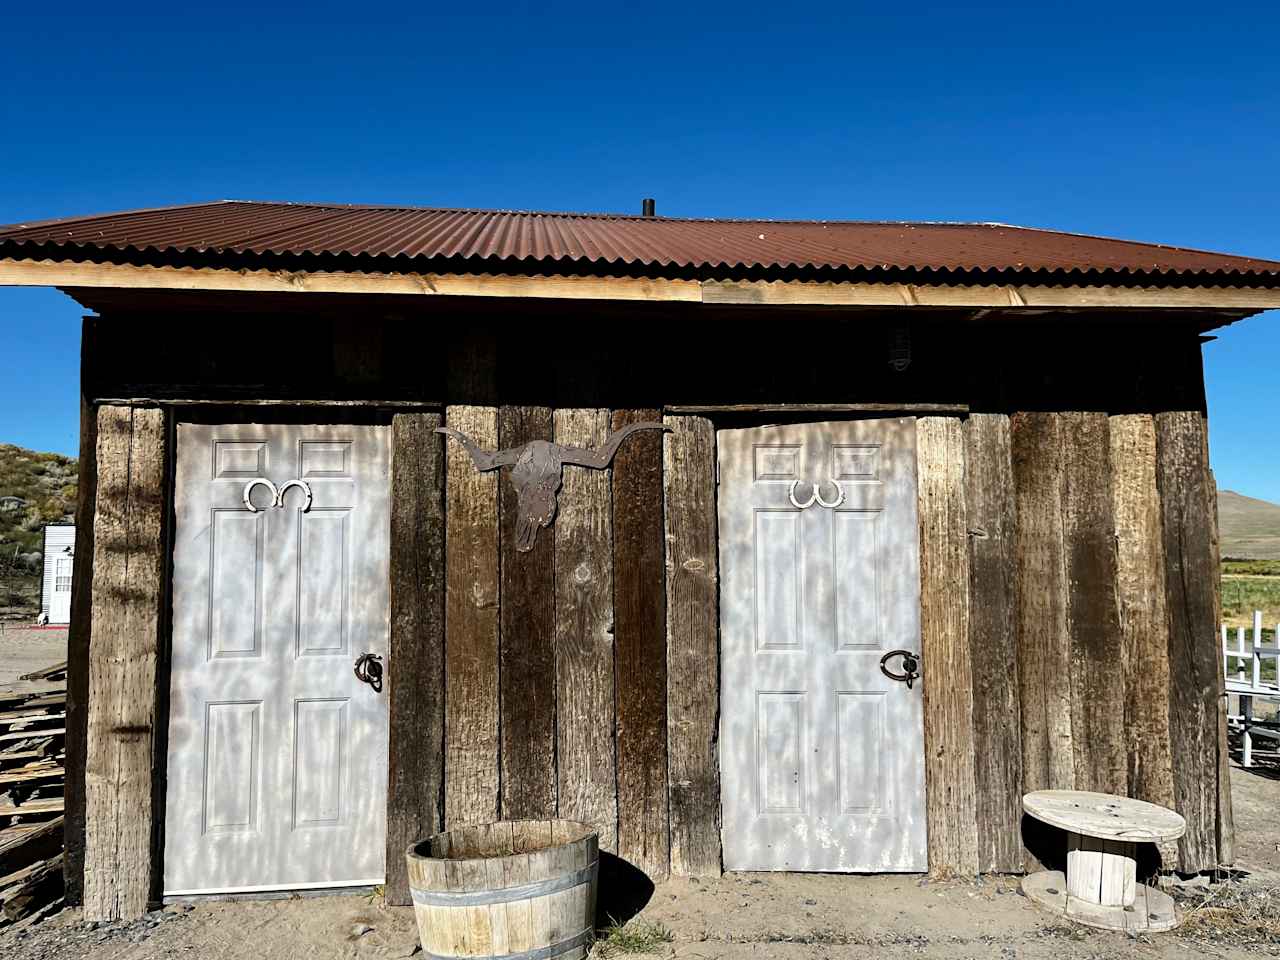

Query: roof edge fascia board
[4,257,1280,310]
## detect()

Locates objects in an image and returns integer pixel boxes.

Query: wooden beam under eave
[3,257,1280,310]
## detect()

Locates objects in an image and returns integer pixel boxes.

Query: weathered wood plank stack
[0,661,68,928]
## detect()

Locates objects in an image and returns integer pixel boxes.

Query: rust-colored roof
[2,200,1278,282]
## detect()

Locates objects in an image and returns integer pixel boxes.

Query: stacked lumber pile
[0,660,67,928]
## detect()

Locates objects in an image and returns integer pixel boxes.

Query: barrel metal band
[421,926,593,960]
[410,861,597,908]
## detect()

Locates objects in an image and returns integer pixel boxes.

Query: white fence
[1223,610,1280,767]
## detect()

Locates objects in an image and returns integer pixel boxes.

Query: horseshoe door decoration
[241,478,314,512]
[787,478,845,510]
[242,478,279,512]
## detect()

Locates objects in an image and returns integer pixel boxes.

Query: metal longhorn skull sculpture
[436,421,669,551]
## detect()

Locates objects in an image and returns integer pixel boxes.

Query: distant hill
[1219,490,1280,560]
[0,444,78,614]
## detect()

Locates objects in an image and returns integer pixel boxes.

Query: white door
[49,554,73,624]
[164,423,391,895]
[718,419,926,872]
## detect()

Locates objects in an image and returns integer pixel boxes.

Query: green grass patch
[594,918,674,957]
[1223,558,1280,577]
[1221,577,1280,624]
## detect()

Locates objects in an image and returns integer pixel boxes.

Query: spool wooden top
[1023,790,1186,842]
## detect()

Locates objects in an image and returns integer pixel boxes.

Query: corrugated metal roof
[2,199,1278,280]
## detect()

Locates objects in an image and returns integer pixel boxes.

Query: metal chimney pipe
[641,198,656,217]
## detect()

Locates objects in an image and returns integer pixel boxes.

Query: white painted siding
[40,524,76,624]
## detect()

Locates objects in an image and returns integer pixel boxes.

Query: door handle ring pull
[354,653,383,693]
[278,479,314,513]
[814,479,845,509]
[788,480,817,510]
[242,478,280,513]
[880,649,921,689]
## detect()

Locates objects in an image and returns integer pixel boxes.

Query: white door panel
[165,423,390,895]
[718,419,926,872]
[49,554,73,624]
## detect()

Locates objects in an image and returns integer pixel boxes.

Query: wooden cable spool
[406,819,598,960]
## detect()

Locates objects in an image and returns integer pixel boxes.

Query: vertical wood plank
[663,415,721,877]
[964,413,1022,873]
[499,405,557,819]
[331,316,385,385]
[64,317,99,904]
[660,414,721,880]
[1208,464,1235,866]
[1156,409,1221,873]
[83,405,168,921]
[1060,413,1127,796]
[1011,413,1074,796]
[1109,415,1176,817]
[612,408,671,880]
[386,413,446,906]
[917,417,978,876]
[444,405,501,826]
[1065,834,1103,902]
[553,408,618,852]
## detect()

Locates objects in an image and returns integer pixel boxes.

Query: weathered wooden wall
[385,413,446,906]
[663,416,721,876]
[82,405,170,921]
[553,409,618,853]
[425,394,1232,880]
[443,405,501,828]
[69,303,1233,900]
[964,413,1022,874]
[922,401,1229,876]
[917,417,979,876]
[498,406,557,820]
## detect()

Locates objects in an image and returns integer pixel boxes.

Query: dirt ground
[5,870,1278,960]
[0,624,66,683]
[2,760,1278,960]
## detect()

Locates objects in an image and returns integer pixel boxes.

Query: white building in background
[39,523,75,625]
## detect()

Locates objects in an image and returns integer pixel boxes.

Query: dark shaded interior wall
[75,293,1214,412]
[64,294,1232,912]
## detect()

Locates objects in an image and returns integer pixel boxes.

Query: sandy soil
[0,624,66,683]
[1226,762,1280,884]
[4,870,1276,960]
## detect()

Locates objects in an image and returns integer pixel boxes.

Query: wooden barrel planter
[406,819,599,960]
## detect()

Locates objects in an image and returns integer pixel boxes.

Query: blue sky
[2,1,1278,498]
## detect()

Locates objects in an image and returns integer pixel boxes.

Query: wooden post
[553,409,618,852]
[443,406,501,827]
[1011,413,1074,796]
[663,415,721,876]
[1208,464,1235,866]
[1109,415,1175,818]
[964,413,1022,873]
[917,416,979,876]
[1156,410,1222,873]
[385,413,446,906]
[498,406,557,819]
[64,317,100,904]
[83,405,169,921]
[1060,413,1126,796]
[613,408,671,880]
